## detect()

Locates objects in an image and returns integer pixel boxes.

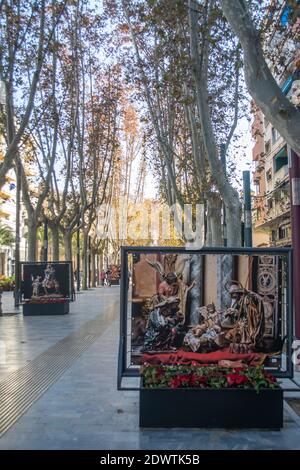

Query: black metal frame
[19,261,74,302]
[118,245,295,391]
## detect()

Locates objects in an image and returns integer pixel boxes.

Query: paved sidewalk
[0,288,118,378]
[0,287,300,449]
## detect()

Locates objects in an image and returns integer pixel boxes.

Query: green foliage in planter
[140,363,279,393]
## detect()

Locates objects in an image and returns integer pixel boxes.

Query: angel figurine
[145,255,195,323]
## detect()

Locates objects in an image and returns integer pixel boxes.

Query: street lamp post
[243,170,253,247]
[43,217,48,262]
[76,220,80,292]
[88,235,91,289]
[14,158,21,307]
[220,143,227,247]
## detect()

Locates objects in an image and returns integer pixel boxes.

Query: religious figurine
[143,297,184,352]
[183,281,265,354]
[163,253,178,274]
[145,256,195,322]
[42,264,60,295]
[224,281,265,353]
[183,303,226,352]
[32,275,42,297]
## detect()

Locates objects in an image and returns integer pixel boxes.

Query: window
[278,225,289,240]
[271,230,276,242]
[266,169,272,182]
[267,199,273,210]
[280,5,291,27]
[264,117,269,130]
[274,145,288,173]
[272,127,280,146]
[281,75,293,95]
[265,140,271,154]
[274,190,281,203]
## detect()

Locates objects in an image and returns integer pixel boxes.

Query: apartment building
[0,141,27,276]
[252,2,300,247]
[252,111,291,247]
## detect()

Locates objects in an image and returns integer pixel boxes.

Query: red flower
[263,372,276,383]
[226,374,235,386]
[233,367,244,373]
[156,368,164,378]
[170,377,181,388]
[179,375,190,385]
[227,373,249,386]
[199,376,208,384]
[236,375,248,385]
[188,374,207,387]
[189,374,197,386]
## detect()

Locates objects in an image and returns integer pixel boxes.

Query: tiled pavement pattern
[0,288,300,449]
[0,303,117,437]
[0,289,117,378]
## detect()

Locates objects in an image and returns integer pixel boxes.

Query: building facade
[252,107,291,247]
[252,2,300,247]
[0,154,27,277]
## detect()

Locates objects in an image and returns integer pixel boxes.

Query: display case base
[140,385,283,428]
[23,302,69,316]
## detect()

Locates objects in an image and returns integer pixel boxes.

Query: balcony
[259,202,290,229]
[274,145,288,173]
[269,235,292,248]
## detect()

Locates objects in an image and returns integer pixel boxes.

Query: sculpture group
[141,256,266,355]
[31,264,61,298]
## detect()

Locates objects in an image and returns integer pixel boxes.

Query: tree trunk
[95,253,99,286]
[91,248,96,287]
[189,254,204,326]
[81,231,88,290]
[226,200,241,247]
[64,230,72,261]
[99,251,103,272]
[217,254,233,310]
[215,201,239,309]
[27,217,38,262]
[51,224,60,261]
[207,194,222,247]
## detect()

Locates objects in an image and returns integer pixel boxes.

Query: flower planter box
[140,381,283,428]
[23,302,69,316]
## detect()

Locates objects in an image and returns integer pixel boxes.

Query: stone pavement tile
[0,288,118,380]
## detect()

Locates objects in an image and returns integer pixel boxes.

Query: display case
[118,246,293,428]
[20,261,73,316]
